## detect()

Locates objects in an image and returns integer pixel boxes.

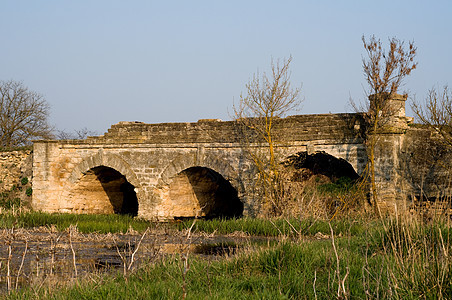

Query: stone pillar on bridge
[369,93,413,213]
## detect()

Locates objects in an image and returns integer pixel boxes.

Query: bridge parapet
[62,113,366,146]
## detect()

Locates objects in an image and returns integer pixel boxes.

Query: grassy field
[2,212,450,299]
[0,211,152,233]
[0,211,370,236]
[176,216,370,237]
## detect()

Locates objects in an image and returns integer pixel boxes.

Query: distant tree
[359,35,417,214]
[233,56,302,215]
[56,127,98,140]
[0,80,52,148]
[412,86,452,147]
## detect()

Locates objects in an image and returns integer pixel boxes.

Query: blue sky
[1,1,451,134]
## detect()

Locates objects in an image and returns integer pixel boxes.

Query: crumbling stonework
[0,149,33,208]
[370,127,452,213]
[32,114,367,220]
[367,94,452,214]
[0,150,32,191]
[30,93,452,219]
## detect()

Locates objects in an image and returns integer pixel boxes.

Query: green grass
[0,211,152,233]
[5,238,385,299]
[177,216,371,237]
[1,211,372,236]
[2,214,451,299]
[317,176,356,195]
[11,225,449,300]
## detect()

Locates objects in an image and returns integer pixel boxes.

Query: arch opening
[168,167,243,219]
[281,151,363,216]
[284,151,359,181]
[69,166,138,216]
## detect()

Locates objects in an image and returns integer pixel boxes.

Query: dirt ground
[0,226,264,293]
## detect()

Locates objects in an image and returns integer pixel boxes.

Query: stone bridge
[32,112,369,219]
[34,94,450,219]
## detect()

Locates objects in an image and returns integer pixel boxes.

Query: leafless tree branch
[359,35,417,214]
[233,56,302,216]
[0,80,52,147]
[412,86,452,147]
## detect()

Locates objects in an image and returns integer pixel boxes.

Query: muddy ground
[0,227,272,293]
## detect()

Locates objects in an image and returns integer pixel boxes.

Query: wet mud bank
[0,227,268,293]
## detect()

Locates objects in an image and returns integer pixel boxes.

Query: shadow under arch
[159,153,244,219]
[65,152,142,216]
[284,151,360,181]
[72,166,138,216]
[170,166,243,218]
[159,153,244,195]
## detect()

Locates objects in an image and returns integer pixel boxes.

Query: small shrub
[21,177,29,185]
[26,187,32,196]
[0,197,21,209]
[317,176,354,195]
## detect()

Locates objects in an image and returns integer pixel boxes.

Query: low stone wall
[53,113,366,146]
[400,128,452,201]
[0,149,33,208]
[0,150,32,191]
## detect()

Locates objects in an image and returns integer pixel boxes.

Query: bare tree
[412,86,452,147]
[0,80,52,147]
[360,35,417,213]
[55,127,98,140]
[234,56,302,215]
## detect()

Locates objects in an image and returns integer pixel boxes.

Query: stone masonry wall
[0,149,33,209]
[29,92,452,218]
[399,128,452,205]
[0,150,32,191]
[54,113,366,146]
[371,126,452,214]
[32,113,367,220]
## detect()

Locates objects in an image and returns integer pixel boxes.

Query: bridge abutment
[368,93,423,213]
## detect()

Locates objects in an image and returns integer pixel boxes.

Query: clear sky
[1,1,451,134]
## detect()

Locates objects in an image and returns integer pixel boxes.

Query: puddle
[0,229,273,294]
[160,242,238,256]
[94,256,123,269]
[193,242,238,256]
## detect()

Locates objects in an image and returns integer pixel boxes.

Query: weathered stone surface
[0,149,33,209]
[0,150,32,192]
[32,114,367,219]
[29,93,452,218]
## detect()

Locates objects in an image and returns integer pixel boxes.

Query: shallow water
[0,228,271,294]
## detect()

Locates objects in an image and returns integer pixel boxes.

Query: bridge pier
[368,93,415,213]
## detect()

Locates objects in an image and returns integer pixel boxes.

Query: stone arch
[283,151,360,181]
[167,166,243,218]
[300,143,365,176]
[69,151,141,190]
[156,152,245,219]
[158,152,244,194]
[63,151,143,215]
